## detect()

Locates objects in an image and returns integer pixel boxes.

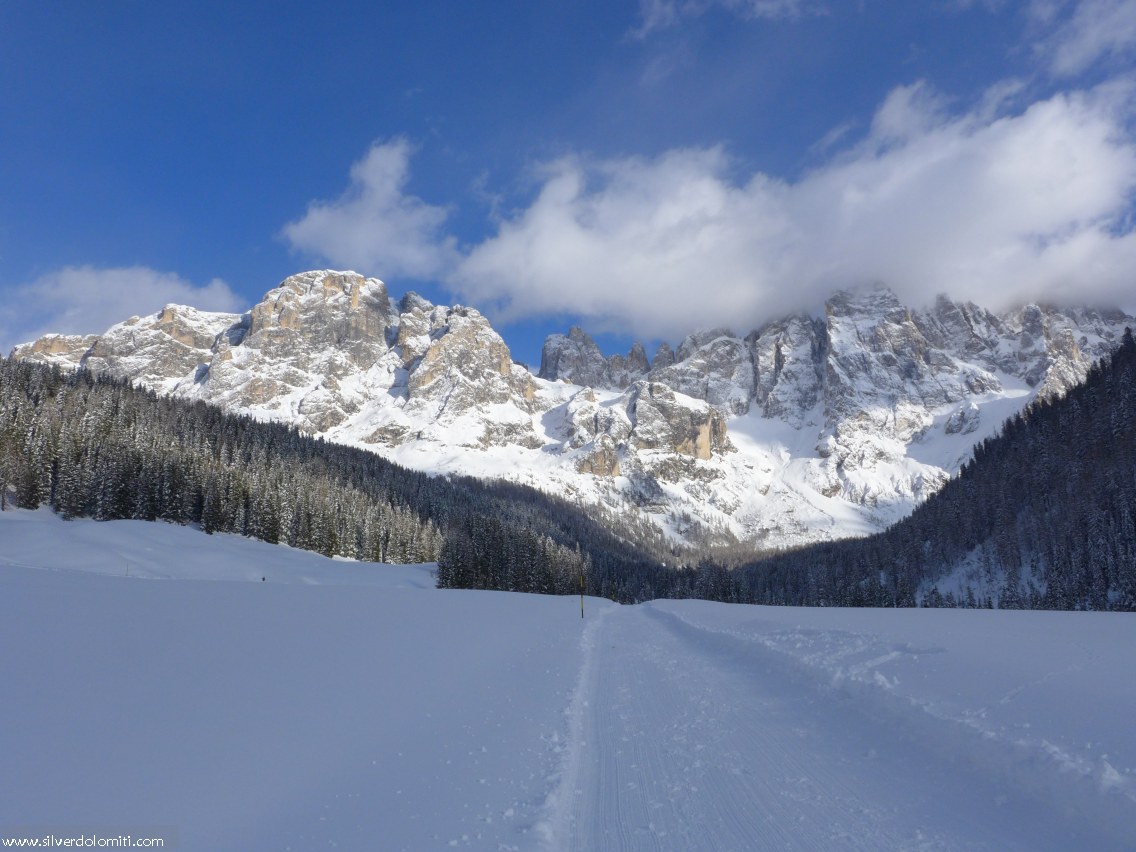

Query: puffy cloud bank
[286,81,1136,341]
[458,81,1136,338]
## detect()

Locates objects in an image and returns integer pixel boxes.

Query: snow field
[588,603,1136,850]
[2,508,1134,850]
[652,599,1136,824]
[0,510,606,851]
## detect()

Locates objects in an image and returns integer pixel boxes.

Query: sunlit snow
[2,509,1133,850]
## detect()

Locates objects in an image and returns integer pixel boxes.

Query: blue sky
[2,1,1135,368]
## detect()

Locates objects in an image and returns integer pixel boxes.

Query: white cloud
[277,79,1136,343]
[807,120,858,158]
[1034,0,1136,76]
[867,81,950,144]
[1,266,244,354]
[448,80,1136,340]
[281,138,459,280]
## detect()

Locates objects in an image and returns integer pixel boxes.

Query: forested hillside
[5,325,1133,612]
[740,329,1136,611]
[0,358,683,601]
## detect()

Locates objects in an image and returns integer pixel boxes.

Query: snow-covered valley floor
[2,508,1134,850]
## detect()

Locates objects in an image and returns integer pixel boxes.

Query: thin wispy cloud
[632,0,821,39]
[807,120,858,158]
[1032,0,1136,76]
[1,266,244,354]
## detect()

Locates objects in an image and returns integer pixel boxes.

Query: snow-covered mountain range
[12,269,1132,549]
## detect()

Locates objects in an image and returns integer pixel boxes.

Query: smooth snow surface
[2,509,1134,850]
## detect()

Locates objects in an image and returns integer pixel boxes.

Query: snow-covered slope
[2,508,1134,850]
[13,270,1132,550]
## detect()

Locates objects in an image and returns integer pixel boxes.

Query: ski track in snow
[542,604,1133,852]
[537,605,614,849]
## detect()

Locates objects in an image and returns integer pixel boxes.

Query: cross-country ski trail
[540,602,1125,851]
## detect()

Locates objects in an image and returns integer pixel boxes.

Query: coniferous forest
[0,358,680,602]
[738,329,1136,611]
[2,329,1134,610]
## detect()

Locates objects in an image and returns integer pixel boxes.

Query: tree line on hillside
[737,328,1136,611]
[0,358,683,601]
[4,326,1133,612]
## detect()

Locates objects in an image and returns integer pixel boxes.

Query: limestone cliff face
[747,316,825,427]
[575,434,622,477]
[11,333,99,365]
[622,382,728,460]
[564,380,729,478]
[403,303,537,422]
[205,272,396,427]
[242,269,396,364]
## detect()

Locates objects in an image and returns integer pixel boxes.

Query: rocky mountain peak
[538,326,607,386]
[404,304,535,419]
[244,270,395,363]
[608,341,650,388]
[12,268,1134,553]
[538,325,649,390]
[651,330,753,416]
[11,333,99,362]
[399,291,435,315]
[824,282,907,321]
[651,342,675,370]
[567,325,591,343]
[675,328,737,363]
